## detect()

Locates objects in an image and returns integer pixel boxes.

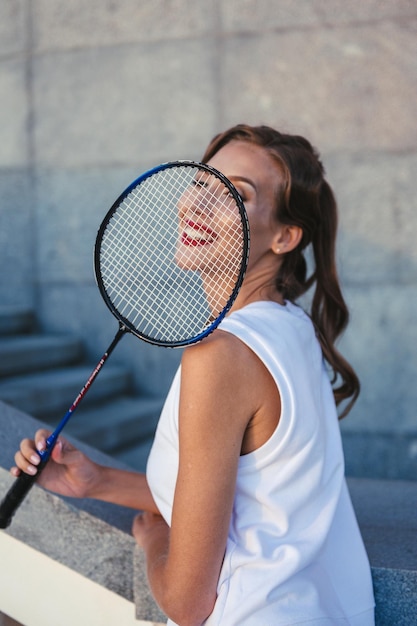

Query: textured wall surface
[0,1,416,447]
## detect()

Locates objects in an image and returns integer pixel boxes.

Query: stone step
[65,395,162,457]
[342,429,417,482]
[0,308,35,336]
[0,364,132,420]
[0,308,161,469]
[0,334,84,376]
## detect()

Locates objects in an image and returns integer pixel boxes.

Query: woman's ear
[272,224,303,255]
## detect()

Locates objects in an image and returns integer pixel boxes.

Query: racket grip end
[0,513,12,529]
[0,471,39,529]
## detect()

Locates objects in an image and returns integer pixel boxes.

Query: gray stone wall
[1,2,416,436]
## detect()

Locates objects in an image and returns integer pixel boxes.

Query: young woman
[12,125,375,625]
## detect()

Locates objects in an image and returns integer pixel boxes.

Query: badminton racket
[0,160,250,528]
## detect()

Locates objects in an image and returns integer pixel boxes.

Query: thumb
[50,438,79,465]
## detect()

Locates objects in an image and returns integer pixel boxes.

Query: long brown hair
[202,124,359,418]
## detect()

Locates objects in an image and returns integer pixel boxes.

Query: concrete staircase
[0,307,162,471]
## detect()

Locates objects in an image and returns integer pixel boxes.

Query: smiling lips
[181,219,217,246]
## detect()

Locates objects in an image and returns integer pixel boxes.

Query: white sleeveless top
[147,301,375,625]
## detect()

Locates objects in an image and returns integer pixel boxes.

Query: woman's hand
[132,511,169,549]
[11,429,102,499]
[11,429,160,511]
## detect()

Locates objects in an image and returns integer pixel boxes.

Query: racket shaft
[0,327,125,529]
[0,455,49,528]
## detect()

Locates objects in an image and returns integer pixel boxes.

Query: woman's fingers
[13,446,39,475]
[9,428,92,497]
[20,437,41,462]
[11,430,57,476]
[34,429,52,452]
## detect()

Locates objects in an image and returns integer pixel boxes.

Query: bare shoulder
[181,328,258,385]
[181,325,281,454]
[180,328,273,429]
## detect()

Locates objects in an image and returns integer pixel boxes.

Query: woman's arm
[133,330,267,626]
[12,430,159,513]
[90,463,158,512]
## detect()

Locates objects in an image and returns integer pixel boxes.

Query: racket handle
[0,458,48,529]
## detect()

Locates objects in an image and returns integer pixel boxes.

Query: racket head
[95,161,250,347]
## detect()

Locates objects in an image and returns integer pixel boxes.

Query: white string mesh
[98,164,248,345]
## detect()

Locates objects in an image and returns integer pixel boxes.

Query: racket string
[98,164,248,344]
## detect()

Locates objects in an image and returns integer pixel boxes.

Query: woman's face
[175,141,283,279]
[207,141,283,272]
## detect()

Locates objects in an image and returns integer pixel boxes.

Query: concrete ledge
[0,401,166,625]
[0,401,416,625]
[347,477,417,625]
[0,531,152,626]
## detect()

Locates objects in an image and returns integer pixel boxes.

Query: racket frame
[94,160,250,347]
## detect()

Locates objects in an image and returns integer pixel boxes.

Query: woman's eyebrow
[228,175,257,191]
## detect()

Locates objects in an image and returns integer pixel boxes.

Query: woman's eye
[234,189,246,202]
[192,179,206,188]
